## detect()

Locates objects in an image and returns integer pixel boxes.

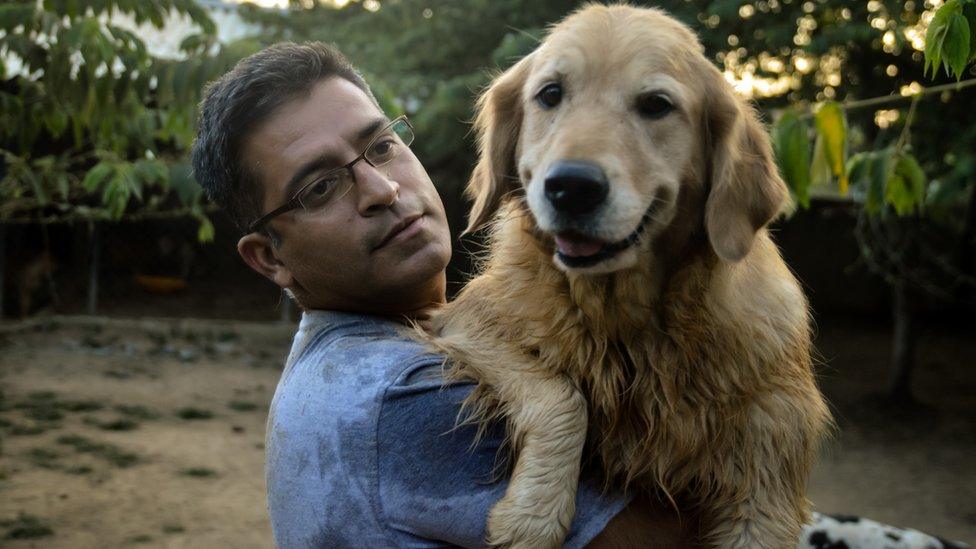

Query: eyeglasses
[247,115,415,234]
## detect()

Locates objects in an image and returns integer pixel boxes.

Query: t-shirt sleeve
[376,361,630,548]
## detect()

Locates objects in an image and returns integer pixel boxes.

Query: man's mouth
[553,206,656,268]
[374,214,424,251]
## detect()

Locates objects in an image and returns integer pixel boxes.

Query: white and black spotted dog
[799,513,971,549]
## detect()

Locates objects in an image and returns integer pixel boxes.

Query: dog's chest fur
[439,213,815,499]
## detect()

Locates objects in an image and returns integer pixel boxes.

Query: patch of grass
[103,369,132,379]
[65,465,93,475]
[2,513,54,540]
[0,418,12,428]
[129,533,153,543]
[22,406,64,422]
[60,400,103,412]
[100,447,139,468]
[56,435,140,468]
[96,418,139,431]
[227,401,258,412]
[114,405,160,420]
[179,467,217,478]
[25,447,62,469]
[12,394,101,420]
[56,434,100,451]
[216,330,239,342]
[161,523,185,534]
[8,423,47,436]
[176,407,213,420]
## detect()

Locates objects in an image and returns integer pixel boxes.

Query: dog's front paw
[486,489,575,549]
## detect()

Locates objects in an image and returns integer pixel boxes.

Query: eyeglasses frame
[247,115,414,234]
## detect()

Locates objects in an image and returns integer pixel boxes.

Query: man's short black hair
[191,41,377,234]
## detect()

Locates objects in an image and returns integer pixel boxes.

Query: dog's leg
[486,374,588,549]
[703,398,821,549]
[703,485,807,549]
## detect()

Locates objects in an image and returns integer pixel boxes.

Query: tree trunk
[87,223,100,316]
[887,282,917,404]
[0,224,6,317]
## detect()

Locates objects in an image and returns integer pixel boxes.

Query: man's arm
[378,361,700,548]
[587,497,701,548]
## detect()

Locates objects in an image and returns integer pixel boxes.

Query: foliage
[0,0,261,238]
[2,0,974,312]
[924,0,976,79]
[772,111,812,207]
[767,1,976,309]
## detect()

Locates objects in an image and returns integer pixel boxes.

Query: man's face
[240,77,452,314]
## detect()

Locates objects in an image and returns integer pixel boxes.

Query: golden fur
[427,5,832,548]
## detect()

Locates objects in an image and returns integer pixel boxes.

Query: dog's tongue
[554,233,604,258]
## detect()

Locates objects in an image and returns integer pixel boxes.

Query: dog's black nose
[544,160,609,216]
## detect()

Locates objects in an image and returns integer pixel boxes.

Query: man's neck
[301,273,447,325]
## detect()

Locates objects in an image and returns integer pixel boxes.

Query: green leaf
[810,134,833,189]
[944,13,972,79]
[168,162,199,206]
[25,169,49,205]
[813,101,849,194]
[0,4,36,33]
[197,216,215,243]
[885,173,914,216]
[848,149,896,216]
[925,0,958,77]
[44,105,69,138]
[965,2,976,60]
[771,111,811,208]
[82,162,115,192]
[102,170,130,219]
[889,153,927,215]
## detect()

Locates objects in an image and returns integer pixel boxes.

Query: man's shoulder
[265,310,456,547]
[289,310,436,381]
[269,310,445,433]
[290,310,441,373]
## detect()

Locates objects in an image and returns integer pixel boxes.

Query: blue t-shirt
[265,310,629,548]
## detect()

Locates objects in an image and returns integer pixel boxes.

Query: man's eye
[309,178,334,195]
[371,139,396,157]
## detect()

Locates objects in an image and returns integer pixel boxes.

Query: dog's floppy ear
[702,63,787,262]
[464,54,533,234]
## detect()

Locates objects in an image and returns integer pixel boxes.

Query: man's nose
[544,160,609,216]
[354,162,400,215]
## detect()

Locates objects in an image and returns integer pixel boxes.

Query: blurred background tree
[0,0,259,236]
[2,0,974,401]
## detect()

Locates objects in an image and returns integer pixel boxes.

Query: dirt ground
[0,314,973,547]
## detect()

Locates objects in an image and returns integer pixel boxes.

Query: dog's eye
[636,93,674,119]
[536,83,563,109]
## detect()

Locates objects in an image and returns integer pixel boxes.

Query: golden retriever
[427,4,832,548]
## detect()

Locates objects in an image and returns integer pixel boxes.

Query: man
[191,42,696,547]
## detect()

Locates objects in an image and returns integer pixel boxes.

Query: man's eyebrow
[281,117,389,200]
[356,117,388,142]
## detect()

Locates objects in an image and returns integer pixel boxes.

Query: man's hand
[587,496,701,548]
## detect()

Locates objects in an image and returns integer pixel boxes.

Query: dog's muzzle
[544,160,609,216]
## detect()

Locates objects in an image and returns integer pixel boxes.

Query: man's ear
[464,53,534,235]
[238,232,294,289]
[702,62,788,262]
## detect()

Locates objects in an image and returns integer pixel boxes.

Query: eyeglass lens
[297,118,415,213]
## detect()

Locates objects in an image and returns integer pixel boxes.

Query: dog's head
[466,5,787,274]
